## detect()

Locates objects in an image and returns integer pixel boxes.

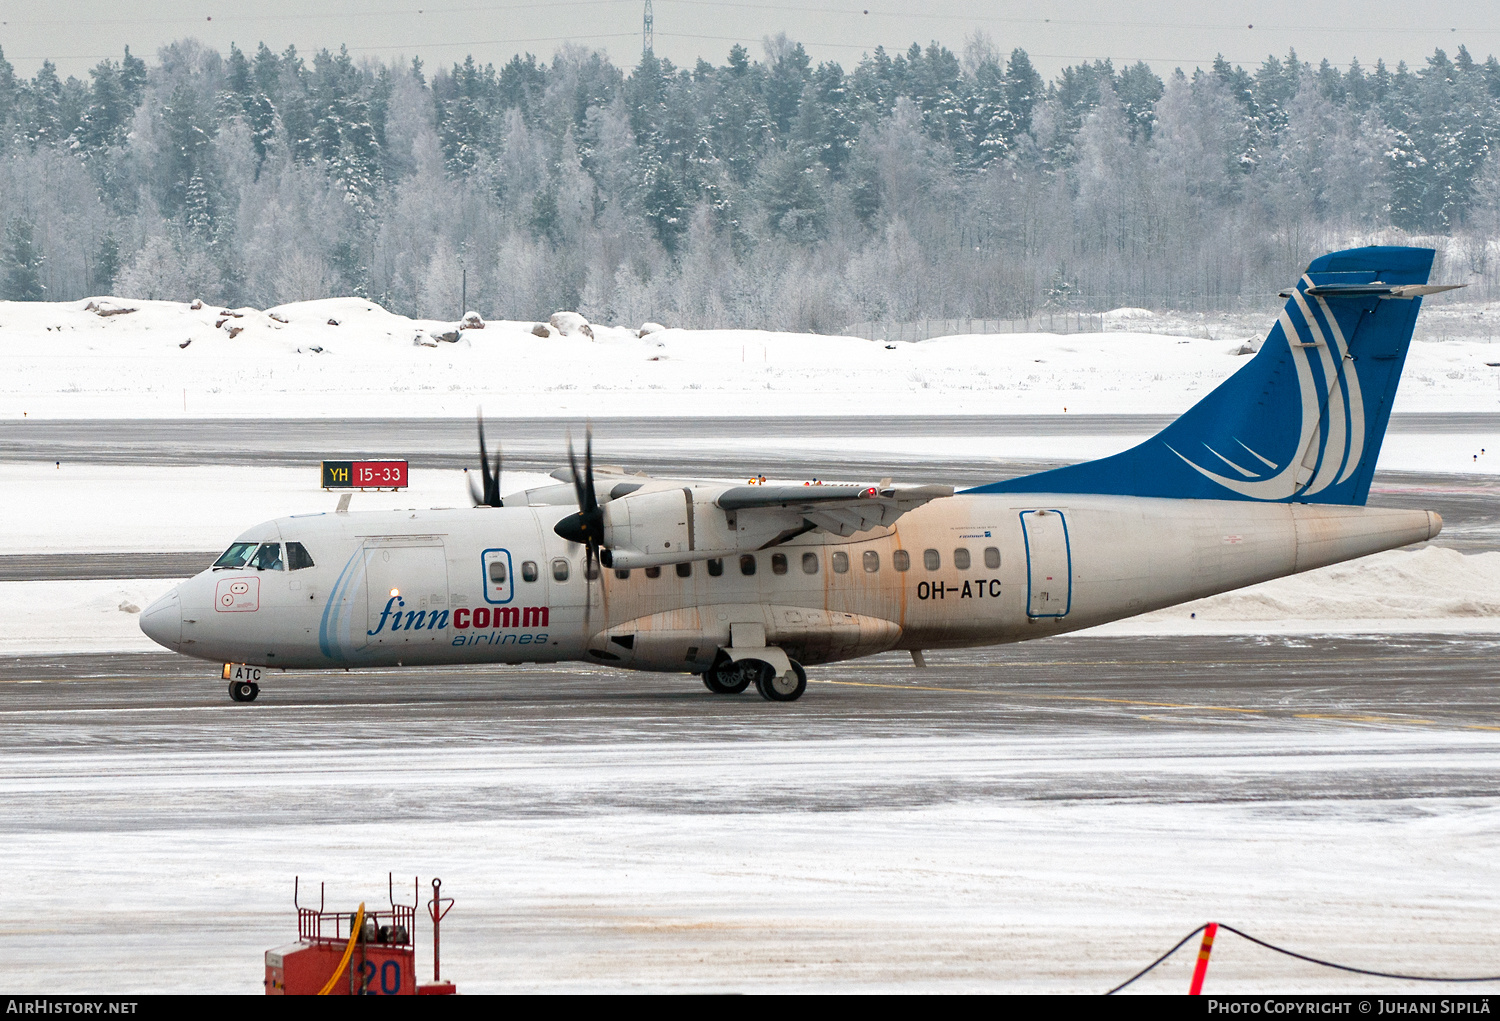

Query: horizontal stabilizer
[1279,282,1464,299]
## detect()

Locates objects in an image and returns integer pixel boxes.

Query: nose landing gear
[224,664,263,703]
[228,679,260,702]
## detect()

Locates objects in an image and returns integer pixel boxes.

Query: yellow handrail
[316,902,365,996]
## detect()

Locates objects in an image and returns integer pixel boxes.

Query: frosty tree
[2,219,46,301]
[1,36,1498,327]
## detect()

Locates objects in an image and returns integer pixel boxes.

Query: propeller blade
[478,411,493,497]
[583,538,612,644]
[559,423,610,645]
[558,422,612,645]
[583,542,594,638]
[594,540,609,619]
[566,431,588,512]
[473,410,503,507]
[583,424,597,514]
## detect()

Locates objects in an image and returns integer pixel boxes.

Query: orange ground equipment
[265,875,457,995]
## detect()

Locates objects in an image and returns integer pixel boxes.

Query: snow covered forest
[4,35,1500,329]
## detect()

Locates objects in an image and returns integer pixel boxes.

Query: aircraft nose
[139,588,182,651]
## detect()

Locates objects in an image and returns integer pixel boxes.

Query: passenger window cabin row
[597,546,1001,581]
[214,542,1000,585]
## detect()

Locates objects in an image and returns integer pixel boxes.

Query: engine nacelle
[602,488,689,563]
[601,485,805,569]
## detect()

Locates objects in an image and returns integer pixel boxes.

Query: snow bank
[0,579,178,653]
[1174,546,1500,620]
[1083,546,1500,636]
[5,294,1500,420]
[0,463,556,554]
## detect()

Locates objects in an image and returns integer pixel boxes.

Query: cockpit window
[250,543,285,571]
[286,542,315,571]
[213,542,257,569]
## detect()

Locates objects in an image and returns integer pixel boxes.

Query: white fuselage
[140,493,1440,673]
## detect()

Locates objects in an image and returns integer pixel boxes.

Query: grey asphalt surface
[6,635,1498,994]
[2,635,1497,826]
[5,413,1499,469]
[0,552,220,580]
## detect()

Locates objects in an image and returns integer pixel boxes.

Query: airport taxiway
[4,413,1498,468]
[2,636,1498,993]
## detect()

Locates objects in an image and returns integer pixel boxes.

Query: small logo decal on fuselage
[216,576,260,612]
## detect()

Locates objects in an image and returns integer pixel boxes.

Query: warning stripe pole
[1189,922,1218,995]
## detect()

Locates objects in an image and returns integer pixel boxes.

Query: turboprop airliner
[141,246,1456,703]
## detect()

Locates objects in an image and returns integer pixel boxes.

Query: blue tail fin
[969,246,1436,506]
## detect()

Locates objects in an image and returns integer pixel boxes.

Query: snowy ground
[0,463,538,554]
[13,800,1500,993]
[3,295,1500,419]
[5,713,1498,993]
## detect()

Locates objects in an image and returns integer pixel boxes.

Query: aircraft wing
[716,484,955,537]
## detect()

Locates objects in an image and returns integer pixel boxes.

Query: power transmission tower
[643,0,654,54]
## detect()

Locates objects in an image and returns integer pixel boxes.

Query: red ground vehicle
[265,875,456,995]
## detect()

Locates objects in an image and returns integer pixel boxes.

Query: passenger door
[361,539,450,647]
[1020,510,1072,618]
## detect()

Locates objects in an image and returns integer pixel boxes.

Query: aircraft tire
[754,661,807,702]
[228,680,260,702]
[702,663,752,694]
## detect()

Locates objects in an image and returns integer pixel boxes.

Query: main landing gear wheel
[755,660,807,702]
[702,661,753,694]
[228,679,260,702]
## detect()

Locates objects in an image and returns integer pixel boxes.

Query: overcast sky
[4,0,1500,80]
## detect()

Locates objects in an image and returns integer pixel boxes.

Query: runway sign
[322,460,408,489]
